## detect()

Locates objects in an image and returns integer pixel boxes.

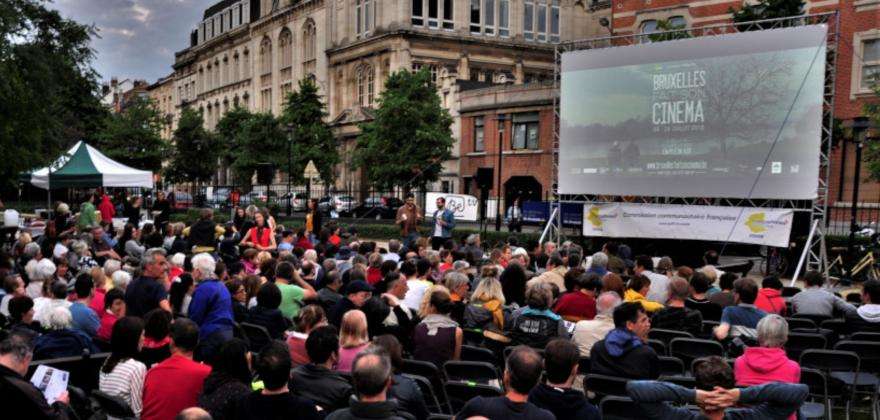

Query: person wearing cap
[328,280,374,328]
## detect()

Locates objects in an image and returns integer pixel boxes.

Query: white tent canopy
[25,141,154,189]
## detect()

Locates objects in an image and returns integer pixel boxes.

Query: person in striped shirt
[99,316,146,418]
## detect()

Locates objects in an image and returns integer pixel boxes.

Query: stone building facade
[146,75,176,140]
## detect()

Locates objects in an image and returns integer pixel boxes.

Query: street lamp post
[286,123,295,216]
[495,114,507,231]
[849,116,871,255]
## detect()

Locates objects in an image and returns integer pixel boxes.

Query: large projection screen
[559,25,827,199]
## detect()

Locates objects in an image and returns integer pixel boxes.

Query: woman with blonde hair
[287,304,327,367]
[336,309,370,373]
[464,276,507,331]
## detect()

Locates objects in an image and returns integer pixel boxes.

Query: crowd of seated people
[1,196,874,419]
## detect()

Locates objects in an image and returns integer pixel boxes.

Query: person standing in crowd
[529,339,600,420]
[97,193,115,226]
[430,197,455,251]
[791,271,856,317]
[326,346,411,420]
[506,197,523,232]
[714,278,767,342]
[187,253,235,363]
[126,195,143,226]
[152,191,171,229]
[197,338,252,420]
[627,356,807,419]
[306,199,322,243]
[0,332,70,419]
[457,346,554,420]
[650,278,703,336]
[572,291,621,357]
[141,319,212,420]
[99,317,147,419]
[77,193,98,231]
[125,248,171,318]
[229,341,320,420]
[590,302,660,380]
[396,194,422,250]
[291,325,353,412]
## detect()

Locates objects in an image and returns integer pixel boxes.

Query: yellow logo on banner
[588,206,603,228]
[745,212,767,233]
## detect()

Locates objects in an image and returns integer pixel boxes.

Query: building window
[215,59,221,87]
[412,0,453,29]
[260,36,272,76]
[279,29,292,70]
[523,0,557,42]
[499,0,509,37]
[474,116,485,152]
[357,64,375,107]
[550,0,559,42]
[861,38,880,91]
[512,112,539,150]
[523,0,533,40]
[261,88,272,111]
[470,0,508,36]
[302,20,317,76]
[640,19,658,42]
[668,15,686,28]
[412,63,439,84]
[356,0,374,38]
[233,53,240,81]
[242,50,250,79]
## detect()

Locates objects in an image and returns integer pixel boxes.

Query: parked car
[317,195,357,216]
[352,197,403,220]
[239,190,278,207]
[169,191,193,210]
[204,187,231,208]
[279,192,309,212]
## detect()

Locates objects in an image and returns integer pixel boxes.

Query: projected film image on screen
[559,26,827,199]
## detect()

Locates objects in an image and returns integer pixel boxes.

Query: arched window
[302,19,316,76]
[279,28,293,70]
[356,64,375,107]
[233,52,240,81]
[260,36,272,75]
[242,49,250,79]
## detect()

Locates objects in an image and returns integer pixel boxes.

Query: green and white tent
[22,141,154,189]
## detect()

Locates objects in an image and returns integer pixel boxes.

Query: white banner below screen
[425,192,480,222]
[582,203,793,247]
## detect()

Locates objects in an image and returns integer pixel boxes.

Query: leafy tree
[215,106,253,183]
[731,0,804,30]
[863,82,880,180]
[0,0,107,187]
[165,107,220,185]
[229,112,287,183]
[280,78,339,186]
[355,69,454,190]
[95,96,166,172]
[648,19,691,42]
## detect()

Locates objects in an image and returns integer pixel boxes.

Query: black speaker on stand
[475,168,494,233]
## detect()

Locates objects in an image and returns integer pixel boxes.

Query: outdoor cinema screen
[559,25,827,199]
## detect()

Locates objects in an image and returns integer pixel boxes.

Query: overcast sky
[52,0,216,84]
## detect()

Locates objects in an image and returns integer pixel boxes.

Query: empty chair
[833,340,880,417]
[443,381,503,413]
[800,368,830,419]
[649,329,694,346]
[240,322,272,352]
[460,345,496,364]
[784,332,827,361]
[403,373,448,415]
[785,317,818,332]
[669,338,724,369]
[599,396,646,420]
[820,319,847,342]
[92,389,136,420]
[402,359,450,412]
[792,313,832,326]
[658,356,685,377]
[647,339,667,356]
[799,349,860,415]
[442,361,501,386]
[849,332,880,342]
[583,374,629,401]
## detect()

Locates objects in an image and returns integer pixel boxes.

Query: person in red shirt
[754,276,787,316]
[97,193,115,224]
[96,289,125,342]
[553,271,601,322]
[141,318,212,420]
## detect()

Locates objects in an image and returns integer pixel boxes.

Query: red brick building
[458,82,556,207]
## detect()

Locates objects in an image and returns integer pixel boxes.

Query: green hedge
[169,208,230,225]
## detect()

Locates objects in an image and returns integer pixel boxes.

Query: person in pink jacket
[735,314,800,386]
[754,276,787,316]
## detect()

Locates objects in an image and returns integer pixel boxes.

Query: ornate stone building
[168,0,610,190]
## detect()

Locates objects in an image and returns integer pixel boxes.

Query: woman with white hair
[112,270,133,291]
[32,305,99,360]
[734,314,800,386]
[25,255,54,299]
[71,240,98,273]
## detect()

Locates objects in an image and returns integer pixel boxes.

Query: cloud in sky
[51,0,216,84]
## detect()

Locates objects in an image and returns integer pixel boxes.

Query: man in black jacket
[291,326,353,411]
[529,338,599,420]
[590,301,660,380]
[326,346,411,420]
[0,331,70,419]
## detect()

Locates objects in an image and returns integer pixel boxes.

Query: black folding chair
[782,286,801,298]
[403,373,449,415]
[578,357,591,375]
[799,349,860,416]
[583,374,629,402]
[820,319,847,343]
[649,329,694,346]
[659,375,696,389]
[460,345,496,364]
[658,356,685,377]
[462,329,485,346]
[442,361,501,386]
[669,338,724,370]
[403,359,450,412]
[833,341,880,417]
[240,322,272,352]
[647,339,666,356]
[599,396,646,420]
[784,332,827,361]
[92,390,136,420]
[792,313,832,326]
[700,321,720,338]
[786,317,818,331]
[444,381,503,413]
[849,332,880,343]
[800,367,830,419]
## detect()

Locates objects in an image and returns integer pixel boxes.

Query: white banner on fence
[582,203,793,247]
[425,192,480,222]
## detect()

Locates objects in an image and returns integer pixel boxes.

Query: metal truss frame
[550,12,839,273]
